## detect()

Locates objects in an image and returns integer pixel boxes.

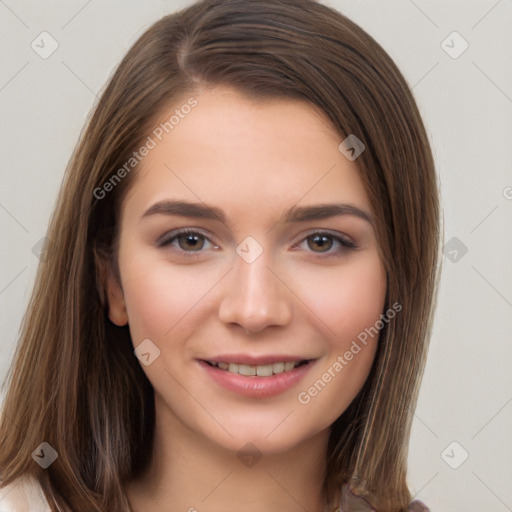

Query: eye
[157,229,219,253]
[296,231,356,257]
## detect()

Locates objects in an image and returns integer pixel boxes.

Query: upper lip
[200,354,314,365]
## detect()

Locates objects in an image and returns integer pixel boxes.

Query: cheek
[292,254,387,420]
[119,256,223,345]
[295,253,387,344]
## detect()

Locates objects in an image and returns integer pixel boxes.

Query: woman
[0,0,441,510]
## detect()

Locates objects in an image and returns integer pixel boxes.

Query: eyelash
[156,228,357,258]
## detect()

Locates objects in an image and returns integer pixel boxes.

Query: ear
[94,246,129,327]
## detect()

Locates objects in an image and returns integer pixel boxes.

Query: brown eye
[157,229,218,254]
[177,232,205,251]
[296,231,357,258]
[307,234,333,252]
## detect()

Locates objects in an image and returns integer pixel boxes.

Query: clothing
[0,474,51,511]
[0,475,430,511]
[339,482,430,511]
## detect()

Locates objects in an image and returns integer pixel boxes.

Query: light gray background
[1,1,511,510]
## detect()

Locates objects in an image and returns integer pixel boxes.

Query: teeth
[273,362,285,374]
[211,360,305,377]
[256,364,273,377]
[238,364,256,376]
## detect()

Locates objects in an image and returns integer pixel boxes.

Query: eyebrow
[141,200,374,227]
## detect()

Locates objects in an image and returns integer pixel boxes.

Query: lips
[197,355,316,398]
[201,354,312,366]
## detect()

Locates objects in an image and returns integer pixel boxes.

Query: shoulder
[339,483,431,511]
[0,473,51,512]
[407,500,430,511]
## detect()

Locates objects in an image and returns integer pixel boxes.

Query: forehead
[121,86,372,226]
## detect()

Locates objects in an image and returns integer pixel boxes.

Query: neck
[125,394,333,512]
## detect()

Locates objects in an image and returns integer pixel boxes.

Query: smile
[198,358,316,398]
[205,360,309,377]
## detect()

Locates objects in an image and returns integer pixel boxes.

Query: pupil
[310,234,331,252]
[180,234,203,251]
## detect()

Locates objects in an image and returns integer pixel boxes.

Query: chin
[193,412,323,457]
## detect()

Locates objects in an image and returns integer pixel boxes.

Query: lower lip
[197,360,315,398]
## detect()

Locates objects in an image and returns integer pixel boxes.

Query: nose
[217,246,293,334]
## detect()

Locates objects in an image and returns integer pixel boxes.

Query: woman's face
[106,86,387,455]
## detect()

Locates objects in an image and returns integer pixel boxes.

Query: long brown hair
[0,1,441,510]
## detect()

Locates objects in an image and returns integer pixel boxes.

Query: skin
[105,86,387,512]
